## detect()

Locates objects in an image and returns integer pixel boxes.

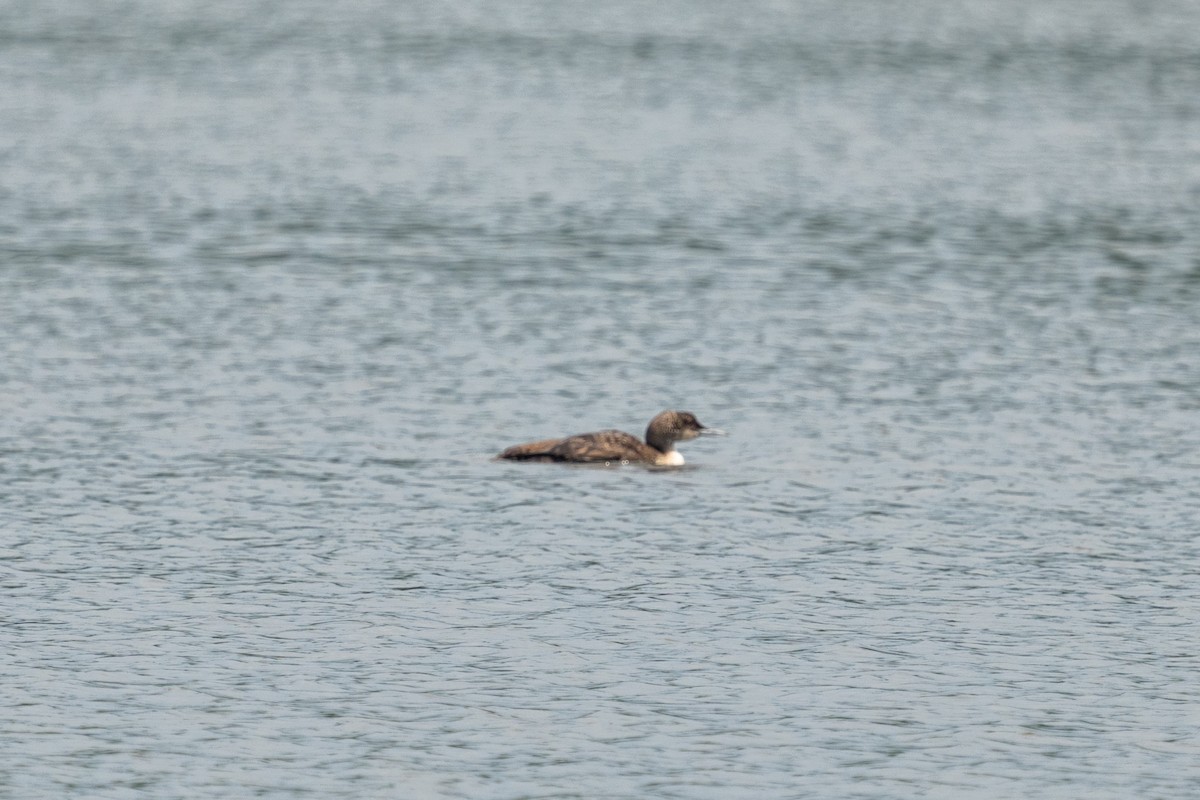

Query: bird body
[497,410,723,466]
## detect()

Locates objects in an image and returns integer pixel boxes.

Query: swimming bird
[497,410,725,466]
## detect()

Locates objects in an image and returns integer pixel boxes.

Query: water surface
[3,1,1200,797]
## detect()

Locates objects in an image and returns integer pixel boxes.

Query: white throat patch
[658,450,685,466]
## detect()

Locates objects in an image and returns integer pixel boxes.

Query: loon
[497,410,725,466]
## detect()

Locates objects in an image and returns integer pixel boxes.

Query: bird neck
[644,423,674,453]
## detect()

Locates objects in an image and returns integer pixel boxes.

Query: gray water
[4,1,1200,797]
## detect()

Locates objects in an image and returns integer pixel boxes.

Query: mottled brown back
[498,430,660,463]
[497,438,568,461]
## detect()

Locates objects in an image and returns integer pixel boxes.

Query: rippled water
[4,1,1200,797]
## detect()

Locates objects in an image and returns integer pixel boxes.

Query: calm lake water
[3,1,1200,797]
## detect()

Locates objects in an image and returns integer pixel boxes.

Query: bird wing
[546,430,653,463]
[498,437,568,460]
